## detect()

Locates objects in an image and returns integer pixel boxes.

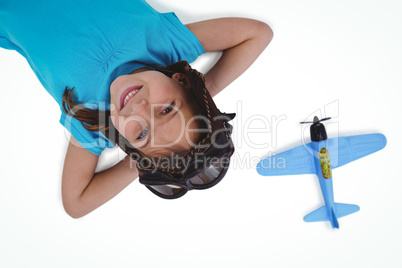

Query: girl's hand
[186,18,273,97]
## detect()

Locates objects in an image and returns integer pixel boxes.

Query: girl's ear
[172,73,191,88]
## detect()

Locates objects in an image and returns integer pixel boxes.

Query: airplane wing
[256,143,316,176]
[256,133,387,176]
[327,133,387,169]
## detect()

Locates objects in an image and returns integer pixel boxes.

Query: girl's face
[109,70,199,155]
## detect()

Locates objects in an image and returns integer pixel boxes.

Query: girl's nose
[130,99,148,114]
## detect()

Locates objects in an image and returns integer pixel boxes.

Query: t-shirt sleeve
[59,112,115,155]
[0,36,28,59]
[159,12,205,63]
[0,36,15,50]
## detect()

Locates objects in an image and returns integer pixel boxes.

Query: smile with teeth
[121,86,143,109]
[123,89,140,106]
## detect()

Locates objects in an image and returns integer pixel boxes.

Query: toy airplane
[256,116,387,229]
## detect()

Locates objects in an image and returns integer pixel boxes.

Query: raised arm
[186,18,273,97]
[62,136,138,219]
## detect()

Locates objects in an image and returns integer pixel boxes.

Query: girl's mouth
[120,85,143,110]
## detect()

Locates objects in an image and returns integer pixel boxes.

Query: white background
[1,0,401,267]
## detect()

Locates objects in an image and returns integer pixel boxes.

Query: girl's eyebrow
[145,108,181,148]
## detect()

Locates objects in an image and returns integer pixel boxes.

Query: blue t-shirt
[0,0,205,155]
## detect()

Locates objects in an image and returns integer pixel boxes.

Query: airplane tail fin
[303,203,360,229]
[334,203,360,218]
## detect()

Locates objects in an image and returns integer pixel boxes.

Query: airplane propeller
[300,116,331,124]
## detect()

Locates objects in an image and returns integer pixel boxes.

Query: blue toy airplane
[256,116,387,229]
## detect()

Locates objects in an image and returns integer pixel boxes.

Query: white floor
[1,0,401,267]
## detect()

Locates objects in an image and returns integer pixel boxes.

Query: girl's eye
[162,102,175,115]
[137,126,148,140]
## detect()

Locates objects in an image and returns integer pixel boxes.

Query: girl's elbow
[62,199,85,219]
[63,204,79,219]
[257,21,274,45]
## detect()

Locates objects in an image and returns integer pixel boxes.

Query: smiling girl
[0,0,272,218]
